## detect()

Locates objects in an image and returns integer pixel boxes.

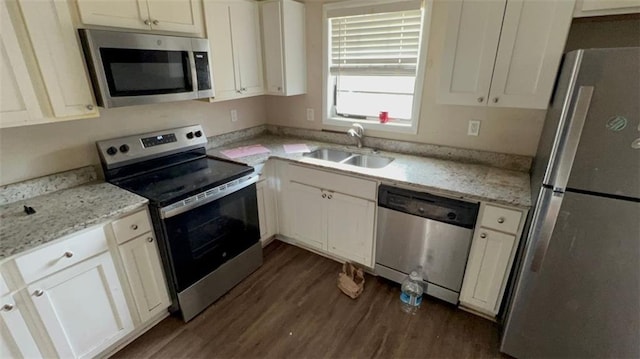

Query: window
[323,0,429,134]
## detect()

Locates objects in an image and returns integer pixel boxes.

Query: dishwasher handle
[378,184,479,229]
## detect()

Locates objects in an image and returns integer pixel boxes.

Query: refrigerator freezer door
[501,190,640,358]
[565,48,640,198]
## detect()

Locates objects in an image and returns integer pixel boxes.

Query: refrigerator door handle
[549,86,594,191]
[529,190,564,272]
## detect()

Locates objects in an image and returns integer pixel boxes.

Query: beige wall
[0,97,266,185]
[266,0,548,156]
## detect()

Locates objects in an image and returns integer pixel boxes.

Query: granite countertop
[0,182,148,261]
[207,135,531,208]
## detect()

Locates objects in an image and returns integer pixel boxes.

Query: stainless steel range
[97,125,262,322]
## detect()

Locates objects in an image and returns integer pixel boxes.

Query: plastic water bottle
[400,269,424,314]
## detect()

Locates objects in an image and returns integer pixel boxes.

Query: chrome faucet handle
[351,123,364,137]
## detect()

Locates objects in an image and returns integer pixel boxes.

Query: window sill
[323,116,418,134]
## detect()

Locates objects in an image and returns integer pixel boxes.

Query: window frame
[322,0,433,135]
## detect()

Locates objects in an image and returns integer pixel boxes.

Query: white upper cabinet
[438,0,575,109]
[204,0,264,101]
[17,0,99,119]
[260,0,306,96]
[573,0,640,17]
[77,0,203,34]
[0,0,43,128]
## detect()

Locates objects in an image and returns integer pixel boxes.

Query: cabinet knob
[277,86,282,92]
[497,217,505,224]
[328,194,333,200]
[147,237,154,243]
[2,303,14,311]
[86,104,94,111]
[236,90,242,94]
[493,97,499,103]
[480,233,487,239]
[322,193,327,198]
[64,251,73,258]
[477,96,484,103]
[152,19,159,25]
[131,224,138,230]
[241,87,247,92]
[34,289,44,297]
[144,19,151,25]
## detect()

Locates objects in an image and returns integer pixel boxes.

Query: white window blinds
[329,1,423,76]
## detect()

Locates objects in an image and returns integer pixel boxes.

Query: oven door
[162,184,259,292]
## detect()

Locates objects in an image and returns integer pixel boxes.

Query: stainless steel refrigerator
[500,47,640,358]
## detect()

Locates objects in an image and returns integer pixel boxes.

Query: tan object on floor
[337,262,365,299]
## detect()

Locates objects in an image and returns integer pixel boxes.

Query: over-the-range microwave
[79,29,214,108]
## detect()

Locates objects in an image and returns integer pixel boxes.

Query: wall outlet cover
[306,108,314,122]
[230,109,238,122]
[468,120,481,136]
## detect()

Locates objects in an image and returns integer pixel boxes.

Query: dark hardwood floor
[113,241,507,358]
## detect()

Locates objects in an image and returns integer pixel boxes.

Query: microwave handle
[188,51,198,92]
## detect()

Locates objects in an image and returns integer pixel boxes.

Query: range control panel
[97,125,208,169]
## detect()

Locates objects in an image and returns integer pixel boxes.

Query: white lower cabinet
[0,292,42,358]
[459,203,526,317]
[256,178,277,244]
[27,251,133,359]
[278,162,377,267]
[118,234,171,324]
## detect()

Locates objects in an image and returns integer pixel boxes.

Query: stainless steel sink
[303,148,394,169]
[342,154,394,169]
[303,148,353,162]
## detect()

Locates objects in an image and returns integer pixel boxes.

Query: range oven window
[163,184,259,292]
[100,48,192,97]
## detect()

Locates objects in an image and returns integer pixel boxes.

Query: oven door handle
[160,174,258,219]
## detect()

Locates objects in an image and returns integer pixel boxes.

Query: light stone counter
[0,181,148,261]
[207,135,531,208]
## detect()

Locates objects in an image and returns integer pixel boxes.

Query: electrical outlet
[468,120,480,136]
[306,108,314,121]
[230,109,238,122]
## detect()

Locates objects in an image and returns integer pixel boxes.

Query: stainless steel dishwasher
[375,185,479,304]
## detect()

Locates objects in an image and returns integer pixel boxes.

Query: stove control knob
[106,146,118,156]
[194,130,203,138]
[119,144,130,153]
[186,132,194,139]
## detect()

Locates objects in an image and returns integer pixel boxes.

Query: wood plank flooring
[113,241,507,358]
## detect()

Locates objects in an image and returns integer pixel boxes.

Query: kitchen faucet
[347,123,365,148]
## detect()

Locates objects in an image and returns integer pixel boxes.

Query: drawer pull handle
[480,233,487,239]
[64,251,73,258]
[497,217,505,224]
[34,289,44,297]
[147,237,154,243]
[2,304,14,311]
[131,224,139,230]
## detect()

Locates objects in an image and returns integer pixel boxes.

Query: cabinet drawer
[481,205,522,234]
[15,226,108,284]
[288,164,376,200]
[112,210,151,244]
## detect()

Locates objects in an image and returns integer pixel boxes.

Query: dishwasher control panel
[378,185,479,229]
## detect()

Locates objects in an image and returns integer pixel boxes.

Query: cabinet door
[204,1,238,100]
[574,0,640,17]
[0,293,43,359]
[76,0,150,30]
[326,192,375,267]
[0,1,42,128]
[488,0,574,109]
[230,0,264,96]
[438,0,505,106]
[287,182,325,251]
[28,252,133,359]
[459,228,516,315]
[119,235,170,324]
[260,0,285,95]
[257,181,269,241]
[19,0,98,119]
[147,0,203,34]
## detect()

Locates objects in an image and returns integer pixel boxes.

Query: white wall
[0,97,266,185]
[265,0,548,157]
